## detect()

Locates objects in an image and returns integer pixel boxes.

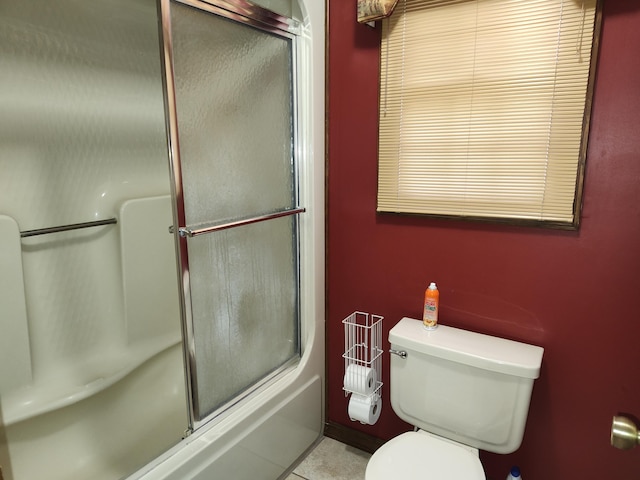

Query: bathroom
[1,1,639,480]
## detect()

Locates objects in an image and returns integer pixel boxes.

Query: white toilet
[366,317,544,480]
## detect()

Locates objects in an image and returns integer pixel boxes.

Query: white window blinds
[377,0,599,228]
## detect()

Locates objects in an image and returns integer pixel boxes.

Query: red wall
[326,1,640,479]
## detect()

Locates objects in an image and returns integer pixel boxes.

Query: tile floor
[285,437,371,480]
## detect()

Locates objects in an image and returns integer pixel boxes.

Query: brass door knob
[611,415,640,450]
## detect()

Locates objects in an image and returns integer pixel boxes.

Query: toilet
[366,317,544,480]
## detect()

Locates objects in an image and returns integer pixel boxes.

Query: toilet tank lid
[389,318,544,379]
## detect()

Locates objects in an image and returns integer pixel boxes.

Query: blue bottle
[506,466,521,480]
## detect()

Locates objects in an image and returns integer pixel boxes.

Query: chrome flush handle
[389,349,407,359]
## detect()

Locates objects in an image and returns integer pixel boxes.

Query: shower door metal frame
[157,0,304,432]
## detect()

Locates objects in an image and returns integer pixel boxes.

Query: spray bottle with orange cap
[422,282,439,330]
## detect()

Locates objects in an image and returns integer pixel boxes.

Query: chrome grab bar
[20,218,117,238]
[175,207,305,238]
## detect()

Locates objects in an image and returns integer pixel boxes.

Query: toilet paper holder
[342,312,384,425]
[342,311,383,398]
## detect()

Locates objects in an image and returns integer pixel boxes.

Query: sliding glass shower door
[158,0,303,428]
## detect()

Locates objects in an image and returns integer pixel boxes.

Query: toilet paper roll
[348,393,382,425]
[343,364,376,395]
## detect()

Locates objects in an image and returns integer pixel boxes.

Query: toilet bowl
[366,430,484,480]
[365,317,544,480]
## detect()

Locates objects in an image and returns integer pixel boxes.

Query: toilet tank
[389,318,544,454]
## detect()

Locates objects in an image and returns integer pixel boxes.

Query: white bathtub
[1,191,324,480]
[0,194,185,480]
[1,344,187,480]
[2,345,324,480]
[130,357,324,480]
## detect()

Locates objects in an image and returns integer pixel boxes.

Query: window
[377,0,601,229]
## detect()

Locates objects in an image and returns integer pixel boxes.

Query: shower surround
[0,0,325,478]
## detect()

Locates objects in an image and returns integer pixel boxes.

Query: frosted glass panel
[171,1,295,226]
[167,0,300,422]
[188,217,298,417]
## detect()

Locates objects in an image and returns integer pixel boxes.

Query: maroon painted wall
[326,1,640,479]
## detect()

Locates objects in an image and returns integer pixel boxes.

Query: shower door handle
[174,207,305,237]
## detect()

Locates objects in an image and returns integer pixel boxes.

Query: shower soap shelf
[342,311,383,398]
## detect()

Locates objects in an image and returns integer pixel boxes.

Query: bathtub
[2,347,324,480]
[0,195,184,480]
[1,193,324,480]
[130,355,324,480]
[1,344,187,480]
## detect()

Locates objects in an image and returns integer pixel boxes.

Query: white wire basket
[342,311,383,398]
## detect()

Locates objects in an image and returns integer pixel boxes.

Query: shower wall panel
[0,0,172,386]
[0,1,187,479]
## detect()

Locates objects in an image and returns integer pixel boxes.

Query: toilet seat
[365,431,485,480]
